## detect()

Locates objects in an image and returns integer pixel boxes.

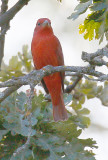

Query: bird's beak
[42,20,50,27]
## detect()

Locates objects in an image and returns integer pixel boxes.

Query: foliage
[0,91,97,160]
[0,46,100,159]
[0,45,33,82]
[68,0,108,43]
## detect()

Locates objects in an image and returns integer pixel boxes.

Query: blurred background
[1,0,108,159]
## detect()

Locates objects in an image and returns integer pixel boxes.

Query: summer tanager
[31,18,68,121]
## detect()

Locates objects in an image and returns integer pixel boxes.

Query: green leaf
[81,88,92,94]
[31,134,63,160]
[78,115,90,127]
[80,96,85,104]
[68,0,92,20]
[9,56,22,71]
[52,120,81,140]
[99,81,108,106]
[90,2,108,11]
[72,102,82,110]
[18,45,33,72]
[3,113,37,137]
[87,94,95,99]
[78,108,90,115]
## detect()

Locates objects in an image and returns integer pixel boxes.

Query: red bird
[31,18,68,121]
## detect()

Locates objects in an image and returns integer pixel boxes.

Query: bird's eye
[38,22,41,26]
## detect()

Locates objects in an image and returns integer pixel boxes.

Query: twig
[12,84,35,157]
[12,137,30,158]
[45,94,51,101]
[83,74,108,82]
[64,75,83,93]
[0,85,21,102]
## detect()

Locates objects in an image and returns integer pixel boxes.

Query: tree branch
[0,0,31,26]
[0,45,108,103]
[0,65,106,103]
[82,45,108,66]
[0,65,105,89]
[0,0,9,69]
[0,85,21,103]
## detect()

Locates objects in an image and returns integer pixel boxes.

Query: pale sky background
[0,0,108,160]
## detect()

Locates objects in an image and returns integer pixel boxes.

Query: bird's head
[34,18,53,35]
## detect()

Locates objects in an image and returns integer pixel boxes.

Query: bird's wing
[55,38,65,92]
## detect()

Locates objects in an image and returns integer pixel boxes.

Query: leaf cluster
[69,75,108,107]
[68,0,108,43]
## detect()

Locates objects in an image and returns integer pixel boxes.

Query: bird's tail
[52,93,68,122]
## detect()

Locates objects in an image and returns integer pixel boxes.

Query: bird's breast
[32,35,58,69]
